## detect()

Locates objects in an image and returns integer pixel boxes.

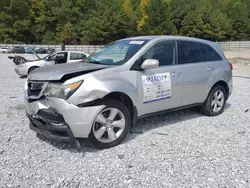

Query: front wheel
[89,99,131,149]
[13,56,21,65]
[201,85,226,116]
[18,57,26,64]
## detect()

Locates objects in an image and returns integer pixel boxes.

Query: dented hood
[28,62,109,81]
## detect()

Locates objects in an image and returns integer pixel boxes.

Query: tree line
[0,0,250,45]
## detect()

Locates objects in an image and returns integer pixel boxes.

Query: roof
[121,35,215,45]
[56,51,89,54]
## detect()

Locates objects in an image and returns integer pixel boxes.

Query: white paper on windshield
[129,41,144,45]
[142,73,171,104]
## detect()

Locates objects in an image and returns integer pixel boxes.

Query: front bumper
[15,67,27,76]
[25,97,105,142]
[27,109,75,142]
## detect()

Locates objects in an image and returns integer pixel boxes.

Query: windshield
[85,39,149,65]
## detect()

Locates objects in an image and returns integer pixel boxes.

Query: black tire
[13,56,21,65]
[28,66,39,74]
[201,85,227,116]
[88,98,131,149]
[17,57,26,65]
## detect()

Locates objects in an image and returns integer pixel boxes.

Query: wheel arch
[209,80,229,100]
[102,92,138,126]
[28,66,40,74]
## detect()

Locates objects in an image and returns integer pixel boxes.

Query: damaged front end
[24,63,109,148]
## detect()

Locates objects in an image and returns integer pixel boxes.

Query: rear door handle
[207,67,214,71]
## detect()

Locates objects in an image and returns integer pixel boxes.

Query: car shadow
[36,103,232,153]
[123,103,232,145]
[19,75,27,79]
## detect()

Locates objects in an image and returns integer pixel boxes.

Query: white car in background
[1,47,11,53]
[15,51,89,77]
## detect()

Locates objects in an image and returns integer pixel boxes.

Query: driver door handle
[171,72,181,77]
[207,66,214,71]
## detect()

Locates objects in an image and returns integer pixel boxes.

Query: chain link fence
[218,41,250,59]
[0,44,104,54]
[1,41,250,59]
[218,41,250,51]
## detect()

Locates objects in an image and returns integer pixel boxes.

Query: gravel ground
[0,54,250,188]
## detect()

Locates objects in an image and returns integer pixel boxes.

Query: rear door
[177,40,220,106]
[135,40,184,115]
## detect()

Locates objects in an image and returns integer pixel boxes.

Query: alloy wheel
[93,108,126,143]
[211,90,225,112]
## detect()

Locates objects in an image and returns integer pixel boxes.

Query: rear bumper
[229,85,233,96]
[228,79,233,98]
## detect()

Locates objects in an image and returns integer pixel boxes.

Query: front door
[135,40,184,116]
[44,53,56,66]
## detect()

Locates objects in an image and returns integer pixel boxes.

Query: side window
[47,54,56,61]
[178,41,206,64]
[70,53,87,60]
[202,44,222,61]
[55,52,67,64]
[141,40,176,66]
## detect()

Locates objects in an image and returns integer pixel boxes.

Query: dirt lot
[0,54,250,187]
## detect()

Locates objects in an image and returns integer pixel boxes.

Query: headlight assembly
[43,81,83,99]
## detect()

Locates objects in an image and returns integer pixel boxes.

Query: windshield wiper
[88,61,102,64]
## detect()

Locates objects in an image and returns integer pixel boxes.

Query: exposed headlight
[43,81,82,99]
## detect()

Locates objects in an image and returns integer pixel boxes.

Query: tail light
[229,63,233,70]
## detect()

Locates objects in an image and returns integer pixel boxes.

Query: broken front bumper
[27,109,75,142]
[25,97,105,143]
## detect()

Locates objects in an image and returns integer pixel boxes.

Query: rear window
[202,44,222,61]
[70,53,87,60]
[177,41,206,64]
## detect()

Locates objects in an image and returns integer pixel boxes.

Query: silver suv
[24,36,233,149]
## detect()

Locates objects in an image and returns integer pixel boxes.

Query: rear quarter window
[202,44,222,61]
[70,53,87,60]
[177,41,206,64]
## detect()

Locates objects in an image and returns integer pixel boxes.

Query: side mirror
[141,59,159,69]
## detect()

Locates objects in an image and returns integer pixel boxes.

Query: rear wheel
[201,85,226,116]
[89,99,131,149]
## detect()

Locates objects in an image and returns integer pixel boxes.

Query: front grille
[28,81,44,97]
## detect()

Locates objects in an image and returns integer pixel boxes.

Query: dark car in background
[10,46,25,53]
[35,47,55,54]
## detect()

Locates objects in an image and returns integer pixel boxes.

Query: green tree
[82,0,130,44]
[180,0,231,41]
[122,0,139,37]
[228,0,249,40]
[0,0,249,44]
[137,0,151,32]
[140,0,177,35]
[169,0,195,34]
[56,22,76,44]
